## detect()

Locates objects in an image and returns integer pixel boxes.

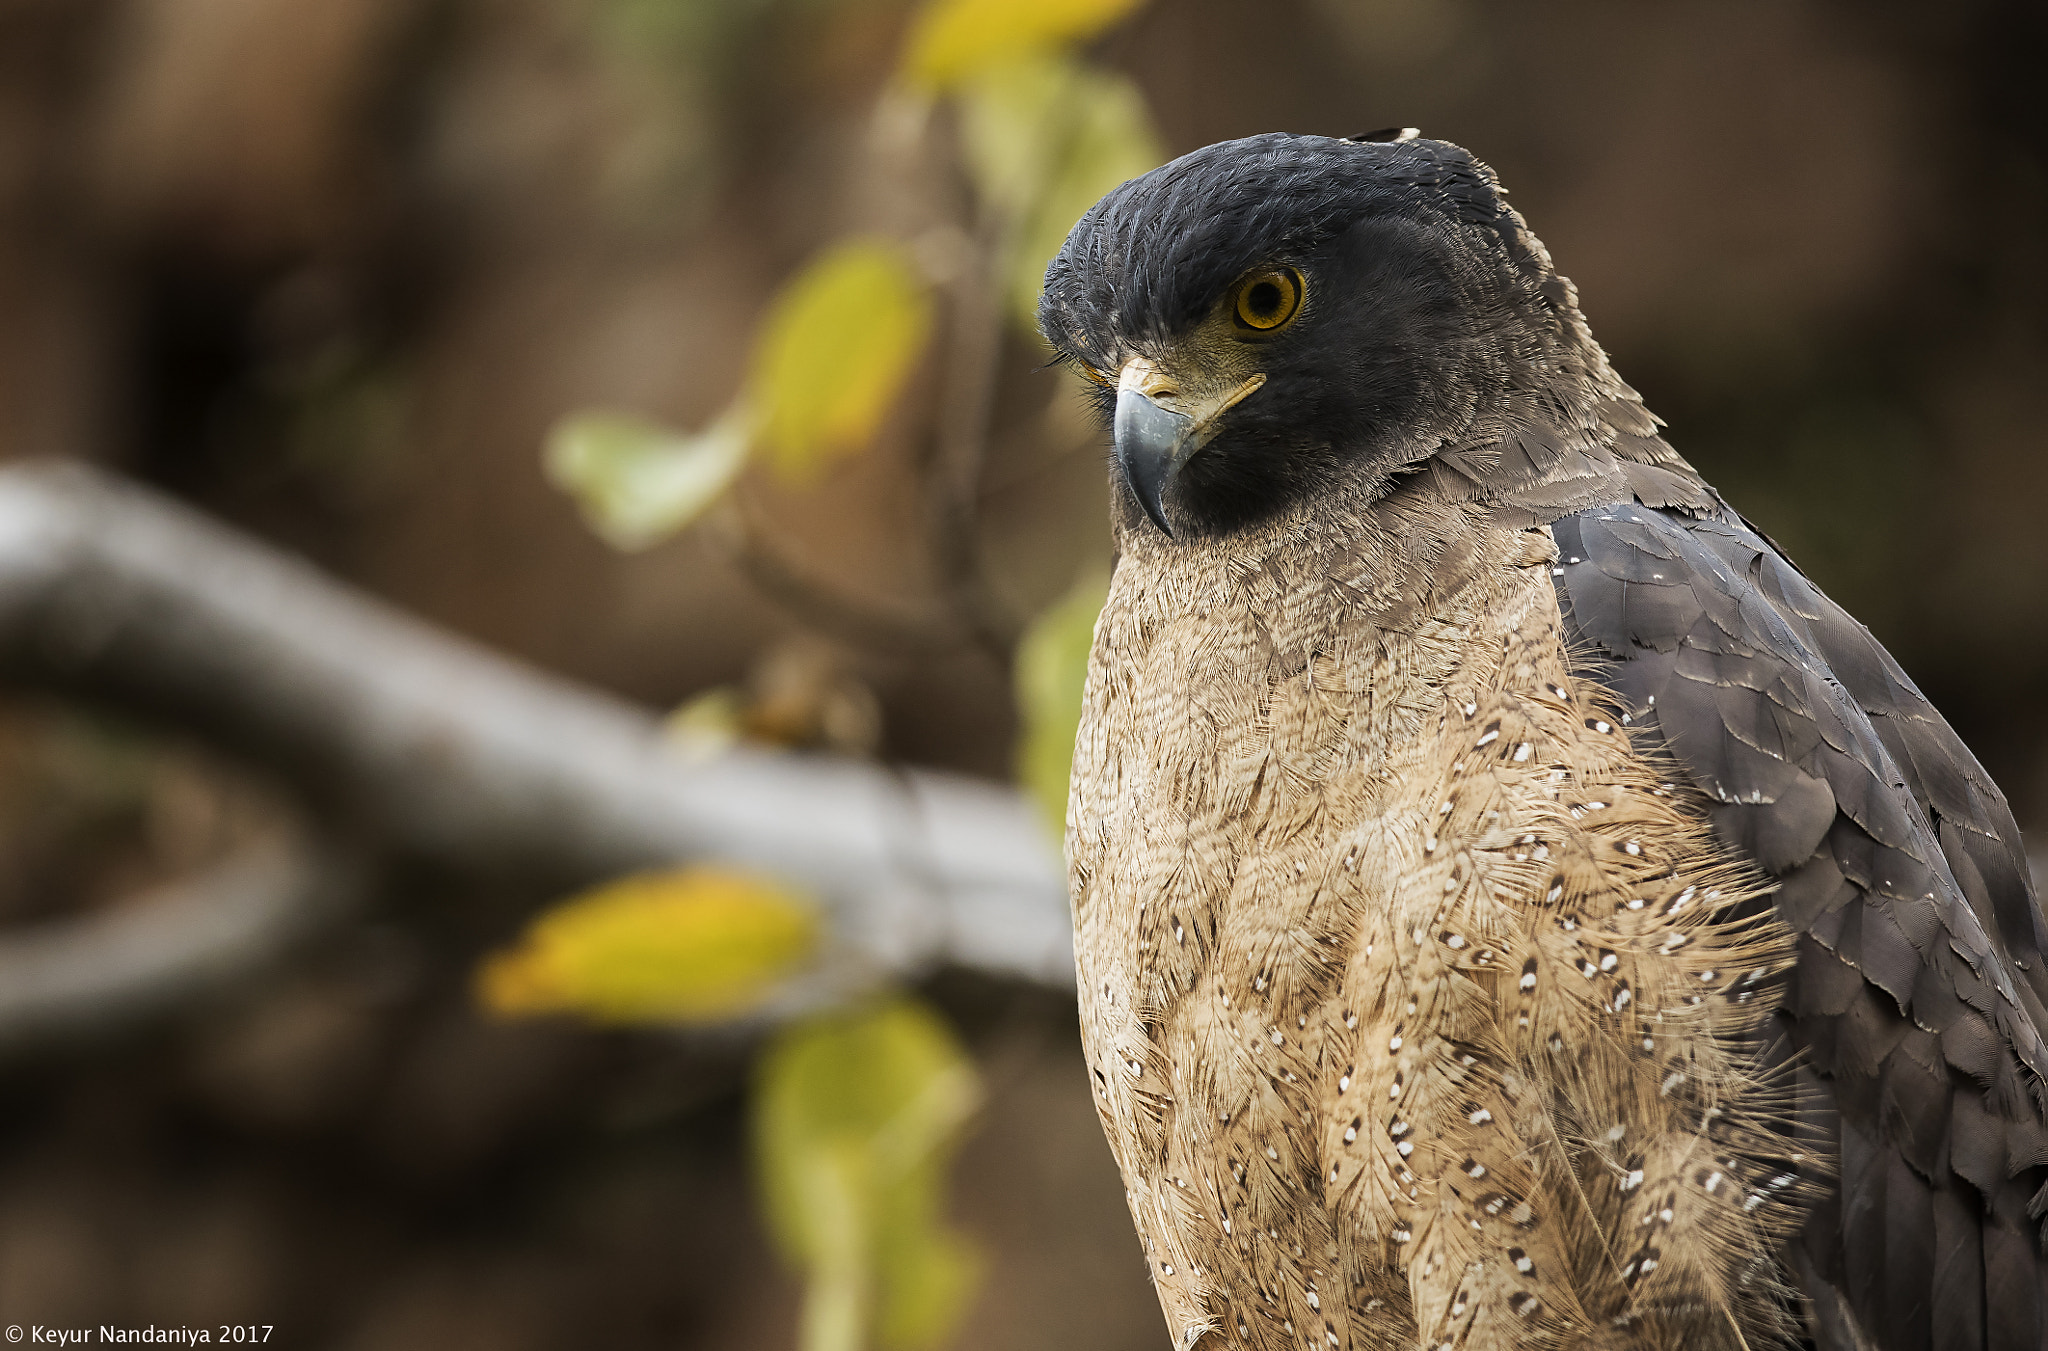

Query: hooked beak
[1113,357,1265,536]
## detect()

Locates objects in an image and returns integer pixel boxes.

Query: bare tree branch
[0,462,1073,999]
[0,821,358,1056]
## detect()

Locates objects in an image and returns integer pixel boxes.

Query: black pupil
[1248,280,1283,319]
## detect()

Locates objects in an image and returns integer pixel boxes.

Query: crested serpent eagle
[1038,130,2048,1351]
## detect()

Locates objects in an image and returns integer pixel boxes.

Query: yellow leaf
[956,55,1162,328]
[477,867,818,1024]
[753,239,932,483]
[1013,567,1109,837]
[754,999,984,1351]
[901,0,1147,91]
[544,402,753,550]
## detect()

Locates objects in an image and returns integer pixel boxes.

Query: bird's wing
[1548,499,2048,1351]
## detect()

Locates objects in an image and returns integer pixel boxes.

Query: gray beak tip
[1114,388,1195,537]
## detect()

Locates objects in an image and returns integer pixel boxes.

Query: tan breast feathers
[1068,501,1803,1351]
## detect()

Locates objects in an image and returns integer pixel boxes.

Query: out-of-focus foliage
[754,999,984,1351]
[753,239,936,483]
[664,642,886,760]
[544,406,753,551]
[1014,569,1110,835]
[526,2,1154,1346]
[664,684,748,759]
[958,56,1162,327]
[477,867,818,1023]
[542,239,931,544]
[900,0,1146,91]
[543,0,1158,547]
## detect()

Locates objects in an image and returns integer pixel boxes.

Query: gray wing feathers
[1550,501,2048,1351]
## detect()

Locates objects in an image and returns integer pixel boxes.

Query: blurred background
[0,0,2043,1347]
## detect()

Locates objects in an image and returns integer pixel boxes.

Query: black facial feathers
[1038,133,1589,537]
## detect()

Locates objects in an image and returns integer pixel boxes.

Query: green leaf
[754,998,984,1351]
[900,0,1147,91]
[956,55,1163,328]
[753,239,933,484]
[476,867,819,1024]
[544,403,752,551]
[1014,567,1108,837]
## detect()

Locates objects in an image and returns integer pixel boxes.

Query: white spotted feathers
[1069,487,1808,1351]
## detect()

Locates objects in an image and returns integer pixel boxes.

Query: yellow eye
[1233,268,1304,332]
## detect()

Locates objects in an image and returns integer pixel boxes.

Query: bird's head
[1039,131,1575,539]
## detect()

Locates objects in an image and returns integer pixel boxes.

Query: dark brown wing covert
[1550,500,2048,1351]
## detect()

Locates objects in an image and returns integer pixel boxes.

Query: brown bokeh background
[0,0,2043,1347]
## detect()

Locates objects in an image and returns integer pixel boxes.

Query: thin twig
[702,495,967,657]
[926,178,1025,665]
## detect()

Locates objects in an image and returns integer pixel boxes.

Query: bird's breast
[1065,507,1559,1323]
[1064,507,1791,1349]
